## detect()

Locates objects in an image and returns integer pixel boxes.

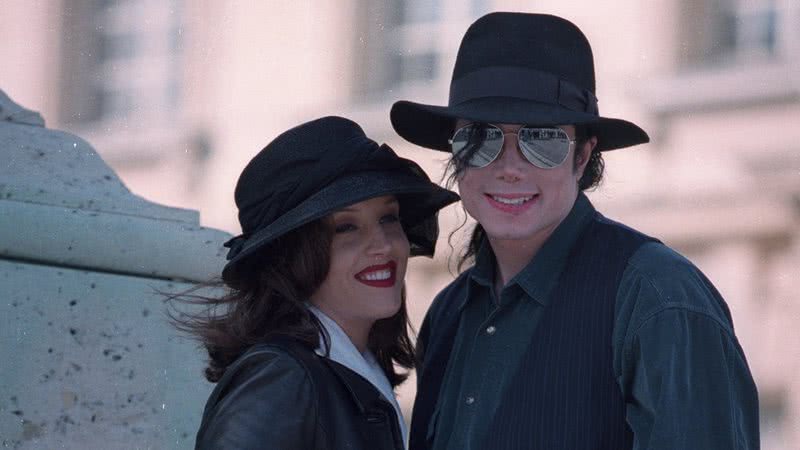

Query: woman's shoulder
[208,340,319,406]
[196,341,323,448]
[227,340,318,383]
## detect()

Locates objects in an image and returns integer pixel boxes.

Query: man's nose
[492,131,526,180]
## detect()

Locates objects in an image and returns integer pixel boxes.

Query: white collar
[308,305,408,448]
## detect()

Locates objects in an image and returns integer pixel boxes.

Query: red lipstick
[354,261,397,288]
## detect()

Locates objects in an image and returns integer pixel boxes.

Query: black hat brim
[391,97,649,152]
[222,169,459,282]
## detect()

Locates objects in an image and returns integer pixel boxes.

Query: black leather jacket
[195,338,405,449]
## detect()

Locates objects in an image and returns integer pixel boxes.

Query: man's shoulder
[590,211,659,244]
[626,240,714,302]
[617,240,735,332]
[627,241,698,284]
[584,212,693,283]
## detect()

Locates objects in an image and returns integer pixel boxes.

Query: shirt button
[486,325,496,335]
[465,396,475,405]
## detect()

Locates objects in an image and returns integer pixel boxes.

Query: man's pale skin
[455,120,598,295]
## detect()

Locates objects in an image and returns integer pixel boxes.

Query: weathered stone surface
[0,260,214,449]
[0,90,44,126]
[0,199,229,281]
[0,90,230,280]
[0,89,228,448]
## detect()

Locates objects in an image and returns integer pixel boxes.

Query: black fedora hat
[391,12,648,152]
[221,116,459,283]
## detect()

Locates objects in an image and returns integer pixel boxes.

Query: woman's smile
[355,261,397,287]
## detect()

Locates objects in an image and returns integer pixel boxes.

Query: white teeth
[361,269,391,281]
[490,195,533,205]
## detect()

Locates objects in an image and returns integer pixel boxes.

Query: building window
[399,0,441,23]
[353,0,491,102]
[59,0,183,126]
[680,0,797,68]
[760,390,788,449]
[719,0,778,60]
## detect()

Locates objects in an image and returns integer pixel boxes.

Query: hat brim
[391,97,649,152]
[222,169,459,281]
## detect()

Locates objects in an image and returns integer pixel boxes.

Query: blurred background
[1,0,798,448]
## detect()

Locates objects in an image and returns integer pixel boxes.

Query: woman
[175,116,458,449]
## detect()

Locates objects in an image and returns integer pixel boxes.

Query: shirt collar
[463,193,595,308]
[307,305,408,446]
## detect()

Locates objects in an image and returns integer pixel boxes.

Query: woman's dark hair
[443,123,604,271]
[168,219,415,386]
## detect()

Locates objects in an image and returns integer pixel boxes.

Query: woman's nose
[366,227,392,254]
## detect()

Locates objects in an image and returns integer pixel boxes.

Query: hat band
[226,145,424,261]
[448,67,598,115]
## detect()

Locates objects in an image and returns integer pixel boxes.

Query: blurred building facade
[2,0,798,448]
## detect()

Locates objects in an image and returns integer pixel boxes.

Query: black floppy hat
[221,116,459,283]
[391,12,648,152]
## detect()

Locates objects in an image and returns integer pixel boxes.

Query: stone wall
[0,90,230,449]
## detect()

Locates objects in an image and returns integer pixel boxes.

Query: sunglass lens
[518,128,571,168]
[451,124,504,168]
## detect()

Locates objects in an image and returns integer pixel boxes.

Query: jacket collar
[321,358,389,413]
[308,305,407,446]
[250,337,394,415]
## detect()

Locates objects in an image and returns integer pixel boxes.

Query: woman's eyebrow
[337,198,399,213]
[335,207,359,213]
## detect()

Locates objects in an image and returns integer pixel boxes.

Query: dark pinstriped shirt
[426,194,759,450]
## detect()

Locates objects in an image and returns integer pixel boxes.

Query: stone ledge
[0,196,230,282]
[1,118,198,223]
[0,89,44,126]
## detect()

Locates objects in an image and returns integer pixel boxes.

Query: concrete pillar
[0,90,230,449]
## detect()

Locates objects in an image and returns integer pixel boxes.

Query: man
[390,12,760,450]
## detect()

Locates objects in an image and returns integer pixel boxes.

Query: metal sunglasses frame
[448,123,577,169]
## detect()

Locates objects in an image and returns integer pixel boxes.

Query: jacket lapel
[322,358,403,449]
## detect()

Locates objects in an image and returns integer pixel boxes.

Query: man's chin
[484,225,543,242]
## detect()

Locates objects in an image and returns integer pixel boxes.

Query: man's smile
[485,193,539,214]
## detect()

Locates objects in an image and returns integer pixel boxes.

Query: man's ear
[574,136,597,177]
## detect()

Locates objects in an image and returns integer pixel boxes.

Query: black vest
[411,213,657,450]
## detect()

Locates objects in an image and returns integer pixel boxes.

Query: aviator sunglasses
[449,123,577,169]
